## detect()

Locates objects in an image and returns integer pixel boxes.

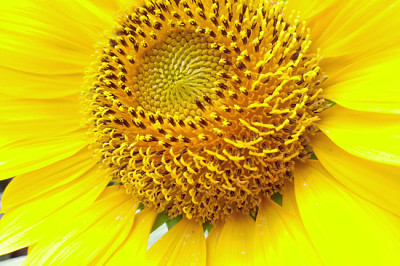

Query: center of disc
[134,32,226,117]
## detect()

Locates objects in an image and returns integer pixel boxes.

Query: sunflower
[0,0,399,264]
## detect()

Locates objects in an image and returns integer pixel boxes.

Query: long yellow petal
[0,0,114,74]
[0,94,81,140]
[322,48,400,114]
[23,187,138,265]
[294,160,400,265]
[207,213,254,266]
[312,133,400,216]
[1,147,92,210]
[0,68,84,99]
[307,0,399,59]
[0,0,127,99]
[306,0,400,114]
[317,105,400,165]
[145,218,206,266]
[286,0,336,20]
[0,161,109,255]
[281,180,300,216]
[254,198,322,265]
[288,0,400,114]
[0,131,86,180]
[0,5,90,75]
[106,208,157,265]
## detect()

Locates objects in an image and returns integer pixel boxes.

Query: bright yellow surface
[0,150,109,256]
[312,133,400,216]
[106,208,157,265]
[0,131,86,180]
[207,213,255,265]
[254,198,322,265]
[295,160,400,265]
[322,49,400,114]
[318,105,400,165]
[0,95,81,139]
[146,218,206,266]
[0,0,399,264]
[1,148,93,210]
[23,187,138,265]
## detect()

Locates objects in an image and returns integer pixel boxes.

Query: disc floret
[84,0,325,222]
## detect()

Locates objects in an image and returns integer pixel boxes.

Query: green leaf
[309,152,318,160]
[324,98,337,110]
[137,203,145,211]
[166,215,182,230]
[203,222,213,233]
[150,212,182,233]
[151,212,170,232]
[271,192,283,206]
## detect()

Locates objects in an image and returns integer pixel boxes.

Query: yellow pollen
[83,0,326,223]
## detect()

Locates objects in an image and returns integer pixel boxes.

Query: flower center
[134,32,228,117]
[83,0,325,223]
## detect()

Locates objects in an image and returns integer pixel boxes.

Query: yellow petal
[317,105,400,165]
[145,218,206,266]
[0,0,114,74]
[24,187,138,265]
[0,68,84,99]
[281,180,300,217]
[0,0,125,99]
[0,94,81,140]
[0,131,86,180]
[0,161,109,255]
[1,147,92,210]
[307,0,399,59]
[322,48,400,114]
[0,8,89,75]
[106,208,158,265]
[207,213,254,266]
[294,160,400,265]
[312,133,400,216]
[254,198,322,265]
[286,0,336,20]
[303,0,400,114]
[291,0,400,114]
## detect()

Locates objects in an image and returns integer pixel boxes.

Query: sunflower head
[83,0,325,223]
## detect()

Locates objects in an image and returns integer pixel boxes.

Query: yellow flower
[0,0,399,265]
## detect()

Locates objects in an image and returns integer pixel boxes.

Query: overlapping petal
[312,133,400,216]
[1,148,93,210]
[317,105,400,165]
[145,218,206,265]
[288,0,400,114]
[207,213,255,265]
[295,160,400,265]
[322,50,400,114]
[307,0,399,59]
[23,187,138,265]
[286,0,336,19]
[0,149,108,255]
[0,0,122,98]
[106,208,157,265]
[0,95,82,140]
[0,131,86,180]
[254,198,322,265]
